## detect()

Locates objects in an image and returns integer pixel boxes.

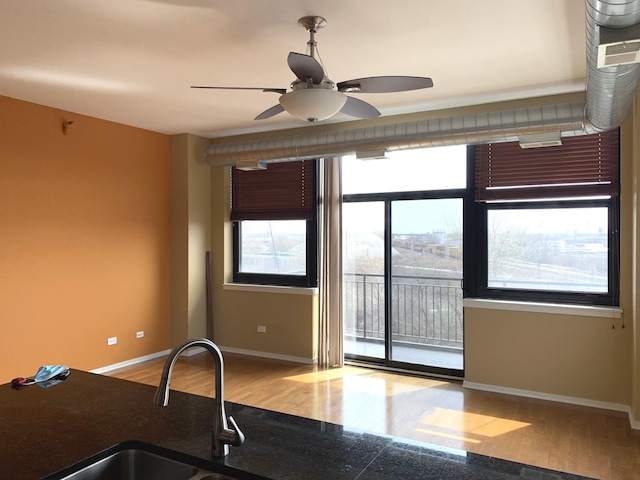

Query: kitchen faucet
[153,338,245,458]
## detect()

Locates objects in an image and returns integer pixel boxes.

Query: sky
[342,145,467,195]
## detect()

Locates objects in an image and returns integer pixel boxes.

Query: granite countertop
[0,369,592,480]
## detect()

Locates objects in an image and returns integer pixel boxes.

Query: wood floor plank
[105,353,640,480]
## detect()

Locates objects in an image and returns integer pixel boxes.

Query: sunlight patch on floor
[284,367,450,398]
[419,407,531,439]
[415,428,482,444]
[281,366,365,383]
[341,374,448,397]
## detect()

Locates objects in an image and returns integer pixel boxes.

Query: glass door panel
[343,202,385,360]
[390,199,463,370]
[341,146,467,375]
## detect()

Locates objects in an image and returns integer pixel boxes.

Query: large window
[487,203,611,294]
[232,160,318,287]
[468,129,620,306]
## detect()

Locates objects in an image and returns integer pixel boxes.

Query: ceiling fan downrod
[298,16,326,59]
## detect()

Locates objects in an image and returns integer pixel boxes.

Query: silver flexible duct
[585,0,640,131]
[206,0,640,166]
[207,103,587,167]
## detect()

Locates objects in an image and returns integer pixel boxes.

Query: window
[487,203,611,294]
[232,160,318,287]
[467,130,620,306]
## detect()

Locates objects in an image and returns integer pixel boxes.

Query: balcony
[343,273,464,371]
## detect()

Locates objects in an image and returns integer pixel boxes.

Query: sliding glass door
[342,146,467,376]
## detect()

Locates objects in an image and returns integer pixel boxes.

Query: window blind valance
[475,129,620,202]
[231,160,316,221]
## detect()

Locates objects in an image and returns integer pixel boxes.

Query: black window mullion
[609,195,620,306]
[463,146,485,298]
[384,200,393,364]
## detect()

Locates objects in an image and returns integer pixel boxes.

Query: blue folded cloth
[11,365,70,389]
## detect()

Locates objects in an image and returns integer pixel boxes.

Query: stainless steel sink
[52,444,252,480]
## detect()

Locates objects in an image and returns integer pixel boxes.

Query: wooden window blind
[231,160,316,221]
[475,129,620,202]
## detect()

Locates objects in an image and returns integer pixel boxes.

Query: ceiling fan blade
[337,76,433,93]
[255,104,285,120]
[191,86,287,94]
[287,52,324,85]
[340,96,381,119]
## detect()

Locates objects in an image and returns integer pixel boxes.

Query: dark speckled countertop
[0,369,592,480]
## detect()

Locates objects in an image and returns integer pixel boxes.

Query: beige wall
[170,134,211,346]
[464,307,631,404]
[0,95,171,383]
[214,287,318,360]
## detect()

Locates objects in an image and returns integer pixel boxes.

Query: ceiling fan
[191,16,433,123]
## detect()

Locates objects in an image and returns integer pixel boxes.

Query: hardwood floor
[106,353,640,480]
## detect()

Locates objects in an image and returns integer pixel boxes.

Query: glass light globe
[280,88,347,122]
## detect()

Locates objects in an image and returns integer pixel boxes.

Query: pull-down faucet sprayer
[154,338,245,458]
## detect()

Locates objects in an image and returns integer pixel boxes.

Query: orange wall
[0,96,171,383]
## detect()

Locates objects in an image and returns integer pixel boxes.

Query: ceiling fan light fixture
[279,88,347,122]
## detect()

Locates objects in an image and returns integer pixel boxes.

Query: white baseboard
[182,346,207,357]
[463,380,638,429]
[90,349,172,374]
[629,412,640,430]
[91,344,315,376]
[219,345,316,365]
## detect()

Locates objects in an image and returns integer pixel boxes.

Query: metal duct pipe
[206,103,587,166]
[585,0,640,131]
[206,0,640,166]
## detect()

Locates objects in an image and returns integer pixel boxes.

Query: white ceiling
[0,0,587,138]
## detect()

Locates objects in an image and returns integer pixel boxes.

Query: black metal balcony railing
[343,273,463,349]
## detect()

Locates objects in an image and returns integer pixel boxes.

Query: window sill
[223,283,318,296]
[463,298,622,318]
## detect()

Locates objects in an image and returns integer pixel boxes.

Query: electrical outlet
[257,325,266,333]
[136,331,144,339]
[107,336,117,346]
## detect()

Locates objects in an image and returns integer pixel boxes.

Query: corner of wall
[170,134,190,346]
[210,165,231,341]
[169,133,213,345]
